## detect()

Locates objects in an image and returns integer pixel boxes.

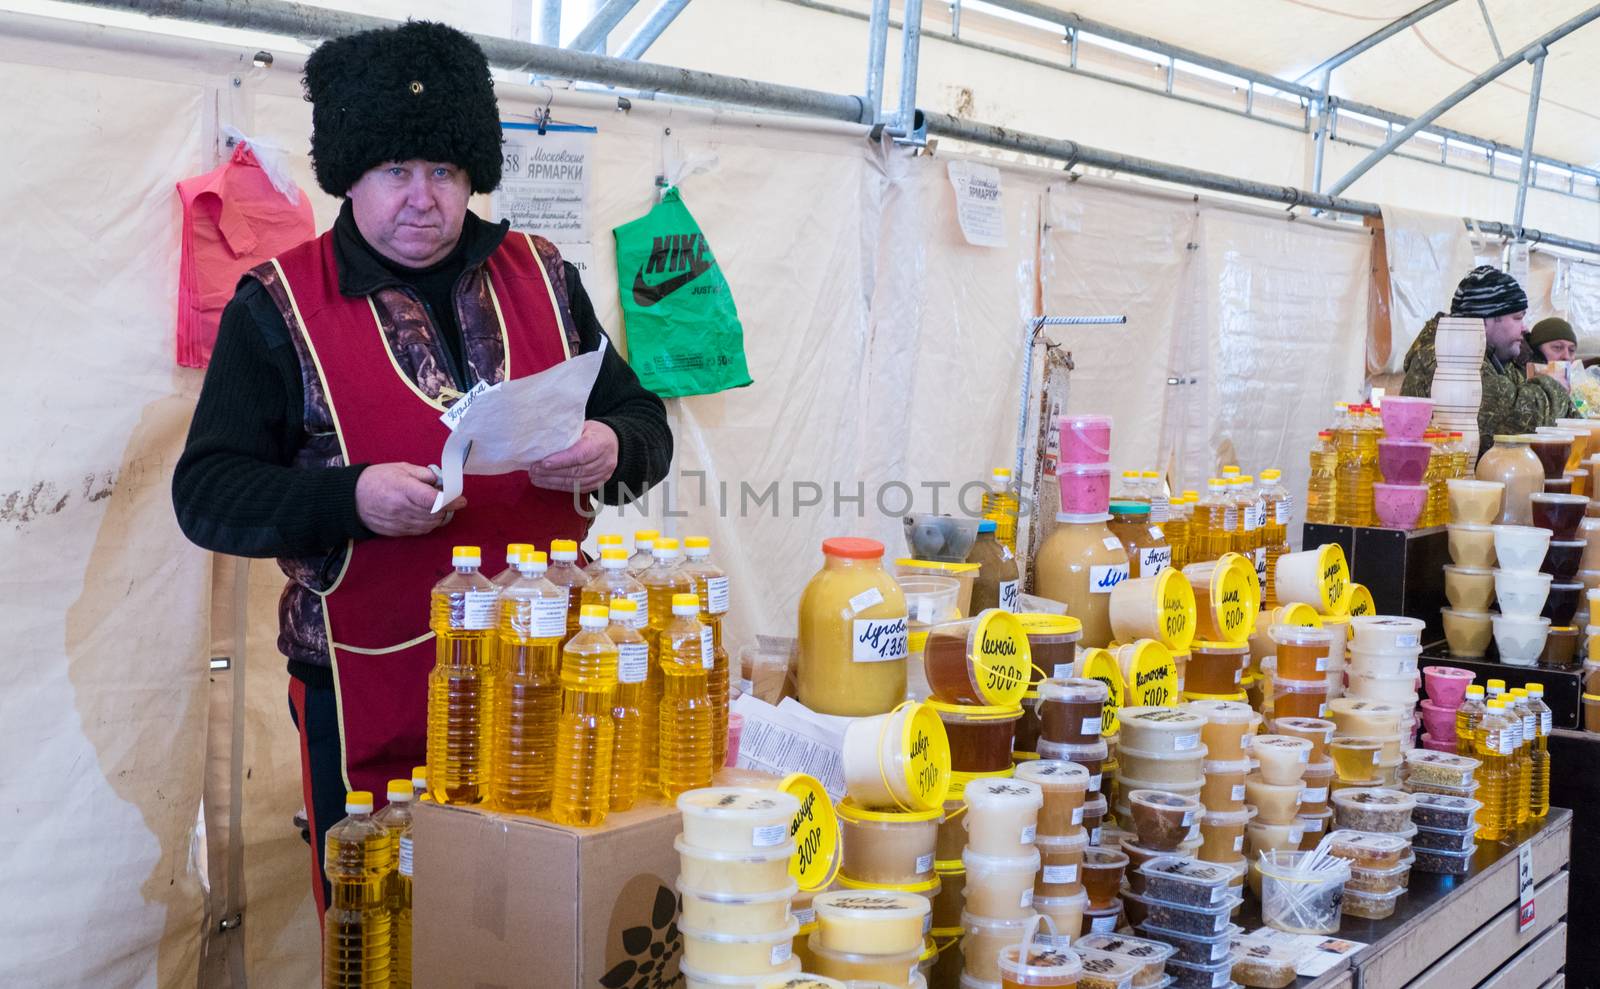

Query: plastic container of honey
[930,863,966,930]
[841,702,952,811]
[1245,819,1305,856]
[1018,614,1085,682]
[1296,809,1334,848]
[1198,759,1251,812]
[1197,808,1253,862]
[805,933,921,985]
[1184,553,1261,644]
[1116,707,1207,754]
[680,959,802,988]
[1014,760,1091,836]
[1110,567,1198,651]
[1299,760,1333,815]
[1126,790,1201,851]
[997,940,1086,988]
[1036,739,1109,792]
[1268,717,1336,761]
[1270,679,1329,720]
[1082,845,1130,908]
[679,919,802,977]
[961,912,1034,984]
[1325,698,1406,736]
[922,610,1033,708]
[1244,777,1303,825]
[1268,625,1339,681]
[1181,700,1257,761]
[962,847,1042,918]
[928,700,1022,775]
[1038,678,1110,745]
[1184,641,1250,695]
[1117,745,1208,785]
[1251,736,1312,785]
[680,787,803,853]
[836,798,941,886]
[1035,829,1090,897]
[797,538,909,716]
[1329,737,1382,783]
[676,835,797,894]
[964,777,1044,857]
[813,890,930,955]
[677,881,797,936]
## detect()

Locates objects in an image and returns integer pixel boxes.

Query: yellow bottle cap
[504,542,533,562]
[1528,683,1544,695]
[1123,470,1141,480]
[516,548,548,566]
[580,604,609,621]
[1488,678,1506,691]
[411,766,427,785]
[345,791,374,814]
[1183,490,1200,500]
[672,593,700,610]
[1223,465,1240,475]
[550,539,578,553]
[654,537,681,554]
[609,598,638,615]
[1467,685,1484,697]
[451,546,481,566]
[1238,475,1254,484]
[597,533,623,546]
[1263,469,1281,480]
[1208,478,1227,491]
[634,529,660,542]
[386,779,413,801]
[685,536,711,550]
[601,548,628,561]
[993,467,1012,480]
[1142,471,1160,479]
[1511,687,1527,698]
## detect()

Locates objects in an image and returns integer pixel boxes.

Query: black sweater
[173,205,672,559]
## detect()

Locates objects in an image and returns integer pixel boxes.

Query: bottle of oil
[323,791,394,989]
[1165,492,1192,571]
[491,549,565,814]
[411,766,427,801]
[551,605,619,827]
[1450,431,1470,478]
[1258,469,1291,606]
[1424,432,1450,527]
[1115,470,1146,504]
[1509,688,1533,824]
[584,547,649,624]
[684,536,732,765]
[1357,404,1382,524]
[1191,479,1235,564]
[490,542,534,589]
[1455,685,1486,756]
[1222,464,1241,481]
[1307,430,1339,524]
[1235,475,1266,588]
[642,538,695,629]
[1143,471,1169,524]
[545,539,590,644]
[1487,677,1506,702]
[1526,683,1552,819]
[659,592,715,799]
[1336,405,1378,525]
[605,598,648,812]
[627,529,660,575]
[373,780,414,989]
[427,546,498,805]
[1473,699,1516,841]
[983,467,1022,553]
[585,533,625,579]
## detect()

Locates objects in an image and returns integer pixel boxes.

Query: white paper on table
[731,694,848,798]
[1246,927,1367,977]
[430,342,607,512]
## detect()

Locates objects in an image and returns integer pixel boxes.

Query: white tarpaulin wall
[0,12,1529,988]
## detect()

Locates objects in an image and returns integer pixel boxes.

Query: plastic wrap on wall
[1379,204,1478,374]
[0,61,210,987]
[1173,207,1372,540]
[1040,180,1199,483]
[1535,251,1600,354]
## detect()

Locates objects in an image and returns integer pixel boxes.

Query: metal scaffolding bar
[1297,0,1462,81]
[1312,68,1332,193]
[1327,3,1600,196]
[617,0,693,60]
[1514,51,1547,233]
[538,0,561,47]
[864,0,890,123]
[568,0,642,53]
[896,0,924,131]
[51,0,1600,256]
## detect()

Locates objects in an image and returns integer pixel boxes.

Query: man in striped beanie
[1402,265,1572,454]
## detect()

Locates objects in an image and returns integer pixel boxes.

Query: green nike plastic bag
[612,187,752,398]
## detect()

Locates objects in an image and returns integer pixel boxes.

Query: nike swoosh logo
[632,256,714,306]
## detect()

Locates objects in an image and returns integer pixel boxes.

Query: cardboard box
[412,796,686,989]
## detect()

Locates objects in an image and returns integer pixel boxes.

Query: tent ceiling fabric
[1024,0,1600,167]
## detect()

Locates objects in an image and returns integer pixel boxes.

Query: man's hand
[356,462,464,537]
[529,421,619,493]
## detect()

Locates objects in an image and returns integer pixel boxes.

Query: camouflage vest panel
[246,235,582,665]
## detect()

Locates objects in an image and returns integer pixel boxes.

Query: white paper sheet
[430,343,607,511]
[730,695,848,798]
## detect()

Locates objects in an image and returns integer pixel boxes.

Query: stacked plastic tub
[1123,855,1244,989]
[1014,759,1091,944]
[1345,616,1424,760]
[1324,698,1409,792]
[1490,522,1554,664]
[1417,664,1477,752]
[1271,544,1352,703]
[1399,750,1483,878]
[957,776,1046,987]
[1183,699,1259,887]
[1441,478,1502,658]
[1327,788,1417,920]
[1372,396,1434,529]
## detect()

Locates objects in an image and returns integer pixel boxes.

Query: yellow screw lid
[993,467,1013,480]
[1238,475,1255,484]
[411,766,427,784]
[504,542,533,562]
[386,779,413,801]
[1488,678,1506,693]
[672,593,700,610]
[1528,683,1545,695]
[345,791,373,814]
[1263,469,1282,480]
[1223,465,1240,476]
[516,549,548,566]
[609,598,638,615]
[685,536,711,550]
[579,604,609,620]
[550,539,578,555]
[634,529,659,542]
[1142,470,1160,479]
[597,533,623,546]
[601,548,628,562]
[451,546,481,565]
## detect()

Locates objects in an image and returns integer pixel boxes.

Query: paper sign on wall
[946,160,1007,248]
[493,122,597,271]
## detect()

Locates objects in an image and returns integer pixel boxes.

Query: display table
[1233,809,1570,989]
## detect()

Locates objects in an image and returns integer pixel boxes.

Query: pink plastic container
[1374,483,1427,529]
[724,712,744,768]
[1378,439,1432,485]
[1058,414,1113,464]
[1379,396,1434,441]
[1419,732,1457,753]
[1058,463,1112,515]
[1421,666,1475,708]
[1418,699,1457,738]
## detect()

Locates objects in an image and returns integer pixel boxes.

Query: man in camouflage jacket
[1401,265,1572,453]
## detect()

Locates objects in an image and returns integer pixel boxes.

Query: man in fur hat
[1401,265,1572,453]
[172,22,671,912]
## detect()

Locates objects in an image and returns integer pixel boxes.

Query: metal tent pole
[538,0,561,47]
[617,0,693,60]
[568,0,642,53]
[896,0,924,133]
[1513,50,1547,235]
[1296,0,1463,81]
[865,0,890,124]
[1327,4,1600,197]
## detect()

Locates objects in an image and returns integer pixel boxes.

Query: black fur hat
[304,21,502,197]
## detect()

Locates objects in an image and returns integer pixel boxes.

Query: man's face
[1538,338,1577,363]
[1484,311,1527,361]
[348,160,471,268]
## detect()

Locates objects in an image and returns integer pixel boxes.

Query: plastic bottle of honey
[1473,699,1516,841]
[659,593,716,798]
[1143,470,1170,524]
[605,598,648,812]
[582,549,649,629]
[490,542,534,589]
[1508,689,1534,825]
[1455,685,1486,756]
[323,791,394,989]
[427,546,498,805]
[585,533,625,578]
[1258,469,1292,606]
[545,539,591,644]
[1307,430,1339,524]
[1193,479,1236,563]
[683,537,732,763]
[970,519,1022,612]
[551,605,619,827]
[796,538,909,716]
[372,780,415,989]
[1526,683,1552,818]
[984,467,1022,553]
[491,549,565,813]
[627,529,660,575]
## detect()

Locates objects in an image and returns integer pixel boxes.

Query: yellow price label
[1079,648,1126,735]
[904,704,952,809]
[1343,582,1375,618]
[1125,640,1178,708]
[1275,602,1323,628]
[1317,544,1351,613]
[778,774,838,891]
[1156,569,1197,652]
[972,611,1032,707]
[1214,556,1258,644]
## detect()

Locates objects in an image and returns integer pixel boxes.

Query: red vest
[270,230,589,801]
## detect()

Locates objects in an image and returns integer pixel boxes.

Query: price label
[1317,544,1351,613]
[1043,864,1078,885]
[1518,842,1536,932]
[705,575,731,614]
[973,611,1031,706]
[848,587,884,615]
[998,579,1021,612]
[1090,562,1130,594]
[1141,545,1172,576]
[853,617,909,663]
